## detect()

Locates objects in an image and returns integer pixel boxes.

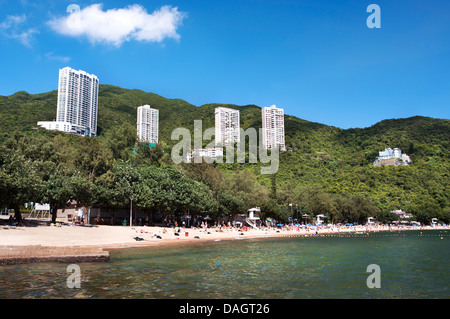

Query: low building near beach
[390,209,418,225]
[391,209,413,219]
[224,207,262,229]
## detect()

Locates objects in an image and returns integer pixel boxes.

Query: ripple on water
[0,230,448,298]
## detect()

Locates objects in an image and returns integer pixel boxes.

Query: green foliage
[130,142,165,167]
[102,122,137,161]
[216,192,245,222]
[0,86,448,225]
[260,198,283,221]
[0,145,43,222]
[40,163,74,223]
[222,169,270,210]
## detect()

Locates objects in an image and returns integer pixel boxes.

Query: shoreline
[1,223,449,265]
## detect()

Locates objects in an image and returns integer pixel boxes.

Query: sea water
[0,230,448,299]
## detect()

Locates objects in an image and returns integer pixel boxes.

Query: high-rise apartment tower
[214,107,240,146]
[262,105,286,151]
[38,67,99,137]
[137,105,159,144]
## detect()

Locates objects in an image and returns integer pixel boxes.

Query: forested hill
[1,84,447,164]
[0,84,327,144]
[1,85,449,224]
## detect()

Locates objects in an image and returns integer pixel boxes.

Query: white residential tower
[215,107,240,146]
[137,105,159,144]
[262,105,286,151]
[38,67,99,137]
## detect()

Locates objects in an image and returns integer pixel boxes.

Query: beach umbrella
[307,223,311,226]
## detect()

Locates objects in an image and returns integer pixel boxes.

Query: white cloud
[45,51,71,63]
[47,4,186,47]
[0,14,39,47]
[0,14,26,28]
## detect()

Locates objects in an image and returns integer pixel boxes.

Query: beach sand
[1,222,447,265]
[0,224,294,247]
[0,224,299,264]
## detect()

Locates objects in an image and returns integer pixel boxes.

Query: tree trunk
[83,205,90,225]
[51,204,58,224]
[13,204,22,224]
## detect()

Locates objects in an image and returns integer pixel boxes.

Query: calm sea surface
[0,230,448,299]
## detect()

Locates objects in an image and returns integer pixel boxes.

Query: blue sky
[0,0,449,129]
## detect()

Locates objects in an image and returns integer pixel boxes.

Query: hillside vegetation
[1,85,448,225]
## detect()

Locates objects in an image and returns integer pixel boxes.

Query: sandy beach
[1,222,448,265]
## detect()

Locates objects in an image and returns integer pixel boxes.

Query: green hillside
[1,85,449,225]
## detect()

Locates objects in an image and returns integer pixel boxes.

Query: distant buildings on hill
[188,105,286,162]
[213,104,286,151]
[36,67,287,159]
[37,67,99,137]
[373,148,412,167]
[29,67,418,170]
